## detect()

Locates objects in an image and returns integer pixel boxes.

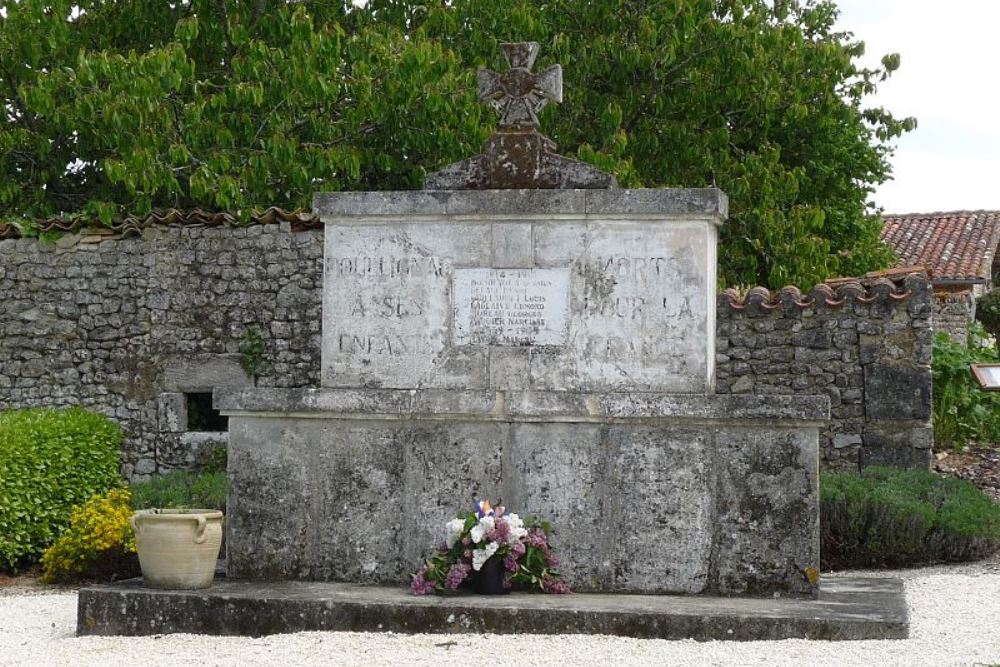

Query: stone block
[860,446,932,470]
[711,427,819,597]
[77,577,909,641]
[162,354,250,392]
[319,190,723,394]
[863,363,932,421]
[157,392,186,433]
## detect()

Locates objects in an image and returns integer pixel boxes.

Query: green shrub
[821,467,1000,570]
[0,407,123,570]
[975,289,1000,349]
[932,327,1000,447]
[130,471,228,512]
[40,488,138,584]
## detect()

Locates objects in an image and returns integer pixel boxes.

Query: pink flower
[410,569,435,596]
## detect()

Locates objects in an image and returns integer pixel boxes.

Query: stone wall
[1,226,933,477]
[716,274,934,472]
[933,290,975,344]
[0,224,322,480]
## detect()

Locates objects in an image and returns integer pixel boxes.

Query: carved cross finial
[477,42,563,130]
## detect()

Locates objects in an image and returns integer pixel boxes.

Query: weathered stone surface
[711,427,819,596]
[77,577,909,640]
[864,363,932,421]
[860,446,933,470]
[219,388,827,596]
[215,387,830,423]
[318,190,725,393]
[313,189,728,218]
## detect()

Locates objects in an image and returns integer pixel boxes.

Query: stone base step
[77,576,908,641]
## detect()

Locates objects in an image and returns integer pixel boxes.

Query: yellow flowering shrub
[40,488,138,583]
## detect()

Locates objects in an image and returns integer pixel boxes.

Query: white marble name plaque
[453,268,570,346]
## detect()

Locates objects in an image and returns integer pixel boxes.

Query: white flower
[445,518,466,549]
[503,513,528,545]
[469,516,495,544]
[472,541,499,571]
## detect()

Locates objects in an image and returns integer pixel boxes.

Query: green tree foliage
[0,0,485,220]
[0,0,912,287]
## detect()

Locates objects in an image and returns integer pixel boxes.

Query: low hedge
[821,467,1000,570]
[0,407,123,570]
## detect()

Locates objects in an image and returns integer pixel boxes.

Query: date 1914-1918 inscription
[453,268,570,346]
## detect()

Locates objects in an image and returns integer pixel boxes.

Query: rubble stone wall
[933,290,975,344]
[1,227,933,477]
[716,275,934,472]
[0,224,322,480]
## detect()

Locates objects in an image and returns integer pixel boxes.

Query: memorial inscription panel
[453,268,570,346]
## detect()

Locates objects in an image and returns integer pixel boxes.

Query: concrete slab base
[77,576,907,641]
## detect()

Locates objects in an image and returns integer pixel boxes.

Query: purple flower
[504,554,518,572]
[410,569,435,596]
[444,563,471,590]
[527,529,548,549]
[542,576,571,594]
[492,519,511,543]
[512,542,526,557]
[462,536,472,546]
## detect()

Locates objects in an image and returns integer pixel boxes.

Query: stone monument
[217,43,828,596]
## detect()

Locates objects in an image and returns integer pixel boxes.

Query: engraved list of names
[453,268,570,346]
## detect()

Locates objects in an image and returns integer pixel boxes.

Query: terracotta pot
[131,509,224,590]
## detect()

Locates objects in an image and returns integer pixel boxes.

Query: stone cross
[424,41,615,189]
[477,42,563,131]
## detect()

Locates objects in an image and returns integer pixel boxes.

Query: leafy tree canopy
[0,0,913,288]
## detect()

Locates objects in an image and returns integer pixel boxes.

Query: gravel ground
[2,558,999,667]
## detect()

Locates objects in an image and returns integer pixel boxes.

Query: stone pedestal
[217,388,826,596]
[219,187,829,597]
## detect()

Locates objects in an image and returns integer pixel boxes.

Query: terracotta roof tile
[0,207,321,241]
[880,210,1000,282]
[718,272,929,310]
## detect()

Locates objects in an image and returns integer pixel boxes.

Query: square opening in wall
[186,392,228,432]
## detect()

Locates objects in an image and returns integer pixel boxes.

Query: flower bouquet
[411,499,570,595]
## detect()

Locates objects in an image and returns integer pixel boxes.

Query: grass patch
[130,471,228,512]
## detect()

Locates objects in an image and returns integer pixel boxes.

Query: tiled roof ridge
[883,209,1000,219]
[718,272,929,310]
[0,207,321,240]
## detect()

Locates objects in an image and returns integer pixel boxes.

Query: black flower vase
[474,556,509,595]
